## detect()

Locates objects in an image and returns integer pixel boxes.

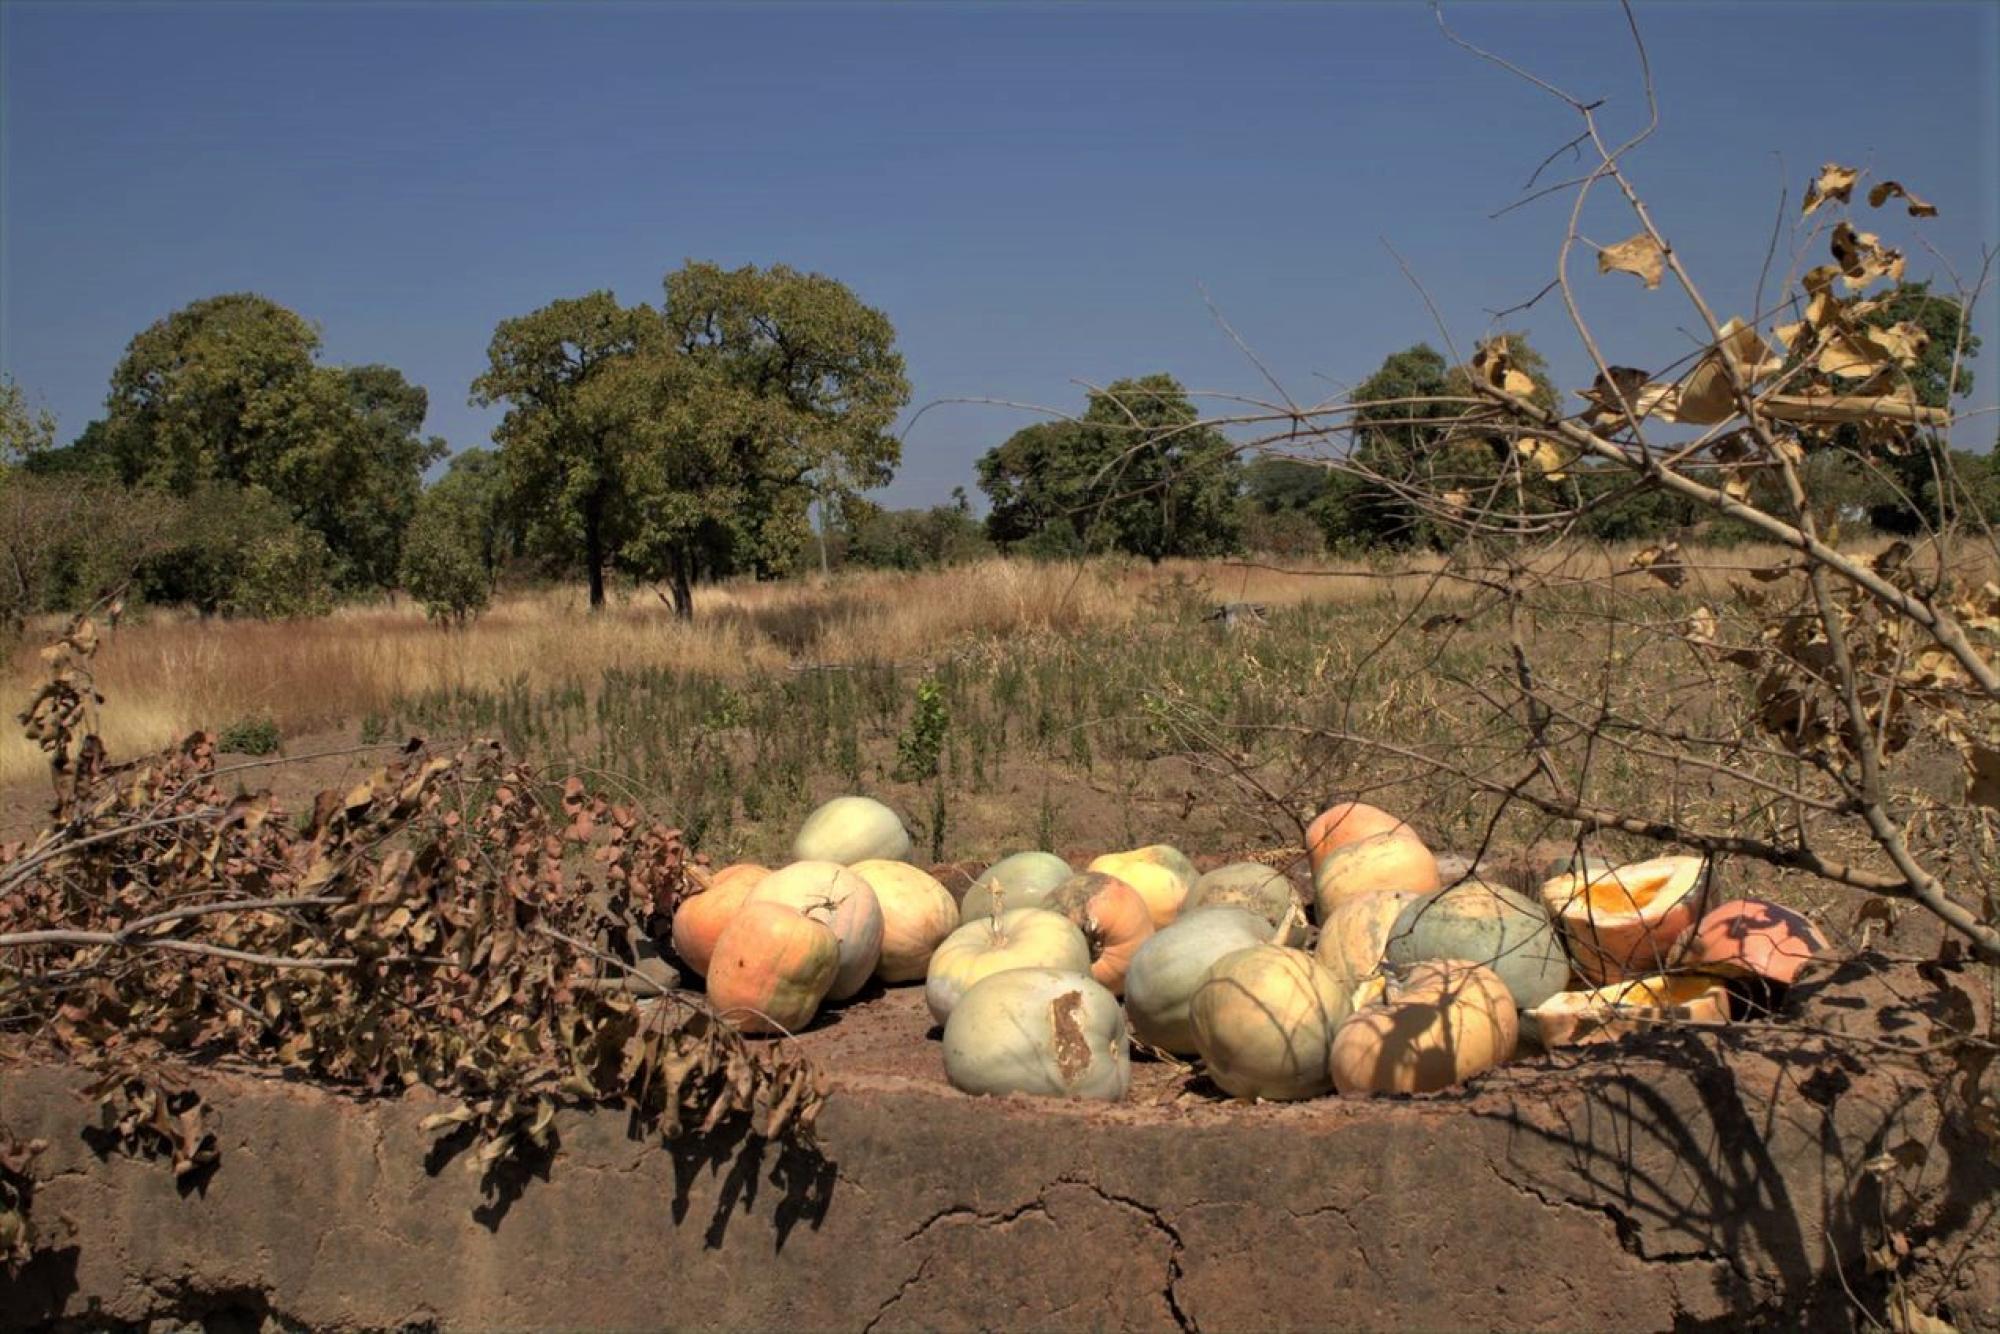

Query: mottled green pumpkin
[1382,879,1570,1013]
[960,850,1074,925]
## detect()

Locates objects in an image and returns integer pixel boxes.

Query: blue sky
[4,2,1996,506]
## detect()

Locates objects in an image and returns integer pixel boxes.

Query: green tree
[89,294,442,587]
[1,375,56,467]
[1851,281,1982,533]
[977,374,1242,560]
[401,499,491,626]
[471,292,658,609]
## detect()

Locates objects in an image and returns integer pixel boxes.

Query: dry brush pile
[0,613,822,1270]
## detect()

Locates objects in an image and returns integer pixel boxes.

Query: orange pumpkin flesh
[1539,855,1708,984]
[670,863,770,976]
[706,901,839,1035]
[1042,872,1157,996]
[1526,972,1731,1048]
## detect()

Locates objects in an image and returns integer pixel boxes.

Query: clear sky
[4,2,1996,506]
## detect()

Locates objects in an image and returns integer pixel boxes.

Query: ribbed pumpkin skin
[1122,907,1271,1055]
[706,903,839,1035]
[1314,889,1425,996]
[1088,846,1198,928]
[942,967,1130,1101]
[1186,863,1302,940]
[1686,898,1826,985]
[851,860,960,984]
[1331,960,1518,1095]
[748,862,884,1001]
[1191,945,1351,1100]
[1311,831,1441,921]
[792,796,912,865]
[1306,802,1413,872]
[960,851,1073,926]
[1042,872,1156,996]
[670,863,769,977]
[1539,854,1709,984]
[1382,880,1570,1013]
[924,908,1091,1026]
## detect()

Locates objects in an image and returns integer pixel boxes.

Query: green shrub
[400,495,492,625]
[217,717,282,755]
[230,528,336,619]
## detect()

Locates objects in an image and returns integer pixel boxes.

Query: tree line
[0,268,1982,633]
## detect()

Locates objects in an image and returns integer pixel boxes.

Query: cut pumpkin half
[1539,854,1710,984]
[1525,972,1731,1048]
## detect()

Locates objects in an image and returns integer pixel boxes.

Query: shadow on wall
[1471,953,1999,1327]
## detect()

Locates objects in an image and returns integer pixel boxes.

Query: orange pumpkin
[1311,830,1440,921]
[1331,959,1518,1096]
[1042,872,1157,996]
[705,901,839,1035]
[670,862,770,976]
[1538,855,1709,984]
[1306,801,1413,872]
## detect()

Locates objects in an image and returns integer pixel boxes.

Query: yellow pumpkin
[1310,830,1440,921]
[1042,872,1156,996]
[850,859,960,984]
[748,861,884,1001]
[706,902,839,1035]
[1331,959,1518,1096]
[1526,972,1731,1048]
[669,862,768,977]
[1539,854,1710,984]
[1313,888,1425,997]
[1088,845,1198,928]
[1306,801,1413,872]
[924,908,1091,1025]
[1190,945,1352,1101]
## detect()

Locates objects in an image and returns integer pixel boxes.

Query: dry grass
[0,542,1880,788]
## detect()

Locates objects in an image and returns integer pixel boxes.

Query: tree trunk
[670,548,694,621]
[584,498,606,610]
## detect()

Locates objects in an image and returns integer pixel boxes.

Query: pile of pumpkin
[672,795,1826,1103]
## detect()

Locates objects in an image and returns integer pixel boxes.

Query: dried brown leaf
[1803,163,1858,217]
[1598,234,1665,290]
[1867,180,1938,218]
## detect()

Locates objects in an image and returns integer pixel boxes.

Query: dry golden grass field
[10,537,1977,957]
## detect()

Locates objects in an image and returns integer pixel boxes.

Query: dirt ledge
[3,953,1994,1332]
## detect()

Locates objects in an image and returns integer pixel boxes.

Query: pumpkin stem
[1270,900,1304,946]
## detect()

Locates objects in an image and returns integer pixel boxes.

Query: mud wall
[3,957,1993,1332]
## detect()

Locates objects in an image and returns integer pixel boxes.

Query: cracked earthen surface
[2,952,1993,1332]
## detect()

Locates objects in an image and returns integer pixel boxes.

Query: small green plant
[893,675,950,783]
[928,782,949,863]
[358,712,389,745]
[1035,784,1059,853]
[217,717,281,756]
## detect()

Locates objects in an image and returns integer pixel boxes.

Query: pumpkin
[1686,898,1826,987]
[850,859,960,984]
[792,795,912,865]
[1190,945,1352,1101]
[1331,959,1518,1096]
[670,862,769,977]
[1186,862,1303,941]
[1313,888,1425,997]
[1539,854,1711,983]
[1122,906,1272,1055]
[1306,801,1413,871]
[942,968,1130,1101]
[960,850,1073,926]
[924,908,1091,1026]
[706,902,839,1035]
[1382,879,1570,1013]
[1042,872,1156,996]
[1311,830,1441,921]
[1088,845,1198,928]
[747,861,885,1001]
[1525,973,1731,1048]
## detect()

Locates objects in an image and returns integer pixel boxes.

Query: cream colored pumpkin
[1310,830,1440,921]
[1190,945,1352,1101]
[851,859,960,984]
[1186,862,1303,941]
[1331,959,1518,1096]
[960,850,1073,925]
[1122,906,1272,1055]
[705,902,839,1035]
[792,795,912,865]
[924,908,1091,1026]
[942,967,1130,1101]
[1088,845,1198,928]
[748,861,884,1001]
[1313,888,1425,997]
